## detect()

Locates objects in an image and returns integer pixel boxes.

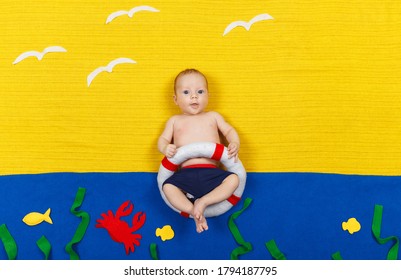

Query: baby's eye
[197,90,204,94]
[183,90,190,95]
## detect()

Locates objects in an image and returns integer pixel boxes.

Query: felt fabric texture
[1,172,400,260]
[1,0,401,175]
[1,0,401,260]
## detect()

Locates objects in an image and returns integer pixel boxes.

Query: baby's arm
[158,117,177,158]
[212,112,240,160]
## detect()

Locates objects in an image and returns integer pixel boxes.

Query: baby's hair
[174,68,208,93]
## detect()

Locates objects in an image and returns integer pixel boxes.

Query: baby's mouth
[190,103,199,108]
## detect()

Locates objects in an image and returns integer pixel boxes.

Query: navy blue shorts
[163,164,234,200]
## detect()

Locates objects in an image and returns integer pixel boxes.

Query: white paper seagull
[223,13,274,36]
[106,5,159,24]
[13,46,67,64]
[87,58,136,87]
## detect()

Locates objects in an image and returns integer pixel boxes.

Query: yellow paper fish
[342,217,361,234]
[22,208,53,226]
[155,225,175,241]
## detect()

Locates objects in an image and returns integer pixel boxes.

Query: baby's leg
[193,174,239,222]
[163,183,194,215]
[163,183,206,233]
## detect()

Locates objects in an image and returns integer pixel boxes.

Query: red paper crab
[96,200,146,254]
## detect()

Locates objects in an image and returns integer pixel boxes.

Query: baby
[158,69,240,233]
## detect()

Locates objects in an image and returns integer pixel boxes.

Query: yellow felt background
[1,0,401,175]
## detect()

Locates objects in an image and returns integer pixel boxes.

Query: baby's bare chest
[173,116,219,145]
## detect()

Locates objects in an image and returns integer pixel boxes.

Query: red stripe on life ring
[161,157,179,172]
[211,143,225,161]
[227,194,241,205]
[180,211,190,218]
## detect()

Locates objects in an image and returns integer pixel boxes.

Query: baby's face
[174,73,209,115]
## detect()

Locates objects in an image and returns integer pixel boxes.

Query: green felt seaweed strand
[371,204,399,260]
[331,251,343,260]
[65,187,90,260]
[228,197,253,260]
[0,224,17,260]
[265,239,287,260]
[37,235,51,260]
[150,243,159,260]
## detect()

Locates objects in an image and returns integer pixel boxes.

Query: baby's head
[173,69,209,115]
[174,69,208,94]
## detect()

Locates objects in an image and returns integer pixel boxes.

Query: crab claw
[131,211,146,232]
[115,200,133,218]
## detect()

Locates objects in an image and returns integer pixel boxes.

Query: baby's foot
[193,199,208,233]
[194,215,208,233]
[193,199,207,221]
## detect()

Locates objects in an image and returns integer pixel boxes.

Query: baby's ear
[173,95,177,104]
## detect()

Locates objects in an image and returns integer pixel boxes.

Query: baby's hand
[164,144,177,158]
[227,142,239,162]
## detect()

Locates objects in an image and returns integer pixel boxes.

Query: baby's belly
[181,157,218,167]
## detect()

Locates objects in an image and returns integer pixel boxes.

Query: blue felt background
[0,172,400,260]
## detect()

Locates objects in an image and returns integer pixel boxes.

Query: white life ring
[157,142,246,218]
